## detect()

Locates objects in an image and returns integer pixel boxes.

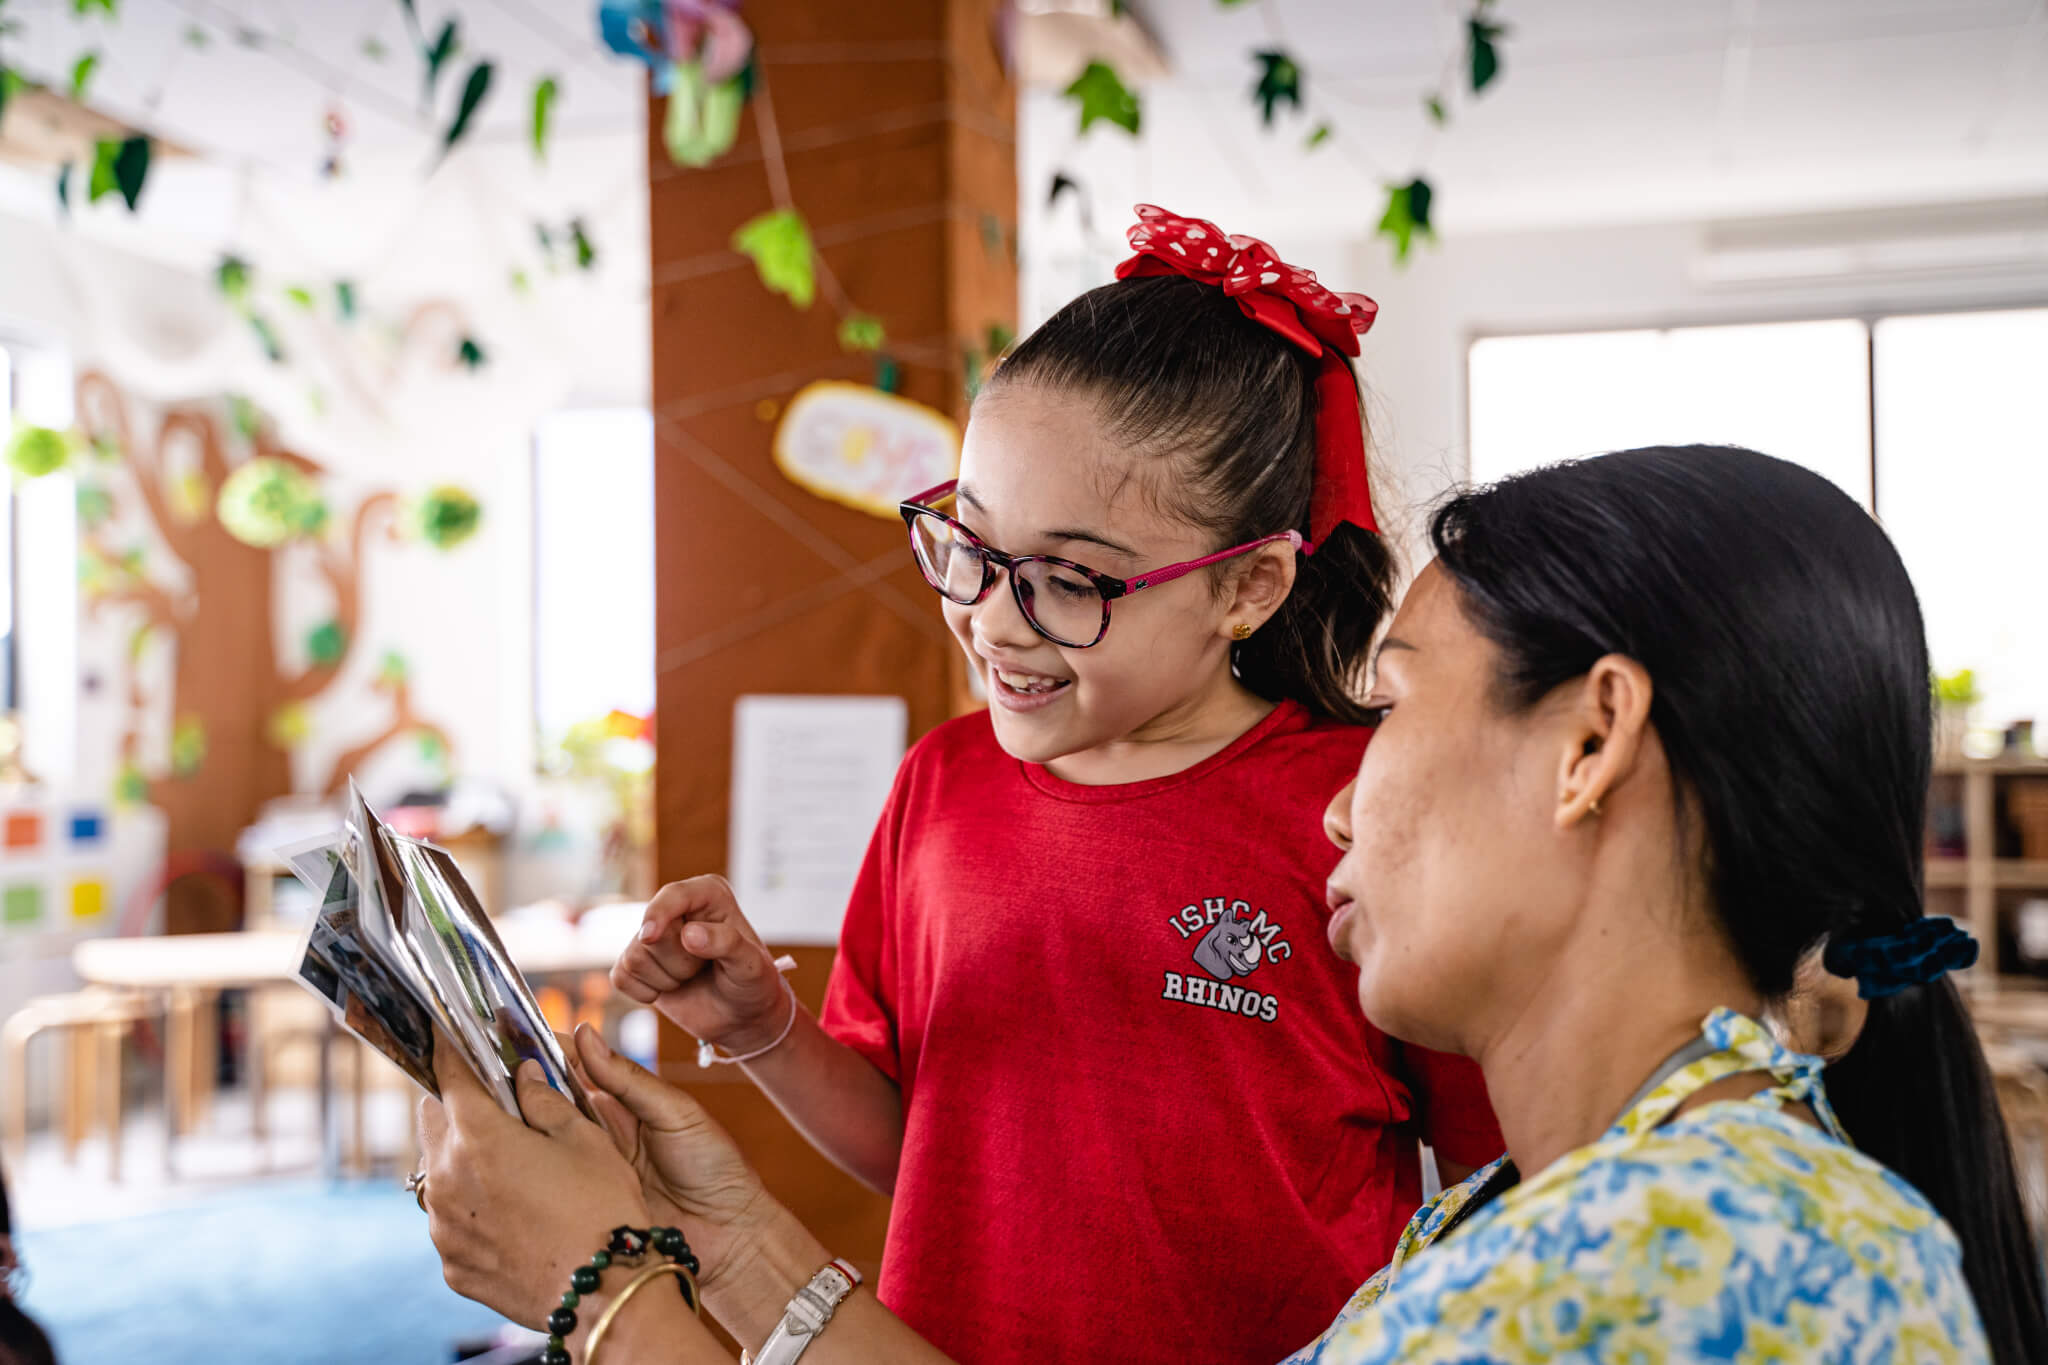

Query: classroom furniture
[2,986,158,1179]
[1930,755,2048,981]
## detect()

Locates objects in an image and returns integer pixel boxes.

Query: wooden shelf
[1935,756,2048,776]
[1927,859,2048,889]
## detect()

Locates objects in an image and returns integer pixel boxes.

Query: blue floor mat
[17,1179,514,1364]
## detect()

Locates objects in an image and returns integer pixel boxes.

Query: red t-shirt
[822,700,1500,1365]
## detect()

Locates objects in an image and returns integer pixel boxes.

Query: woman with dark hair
[415,445,2040,1363]
[0,1159,57,1365]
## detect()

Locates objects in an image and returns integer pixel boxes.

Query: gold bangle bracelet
[585,1261,702,1365]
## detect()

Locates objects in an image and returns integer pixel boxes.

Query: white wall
[1350,212,2048,562]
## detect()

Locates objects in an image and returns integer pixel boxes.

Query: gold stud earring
[1232,623,1254,641]
[1589,797,1603,817]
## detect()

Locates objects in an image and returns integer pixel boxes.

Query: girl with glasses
[587,207,1501,1365]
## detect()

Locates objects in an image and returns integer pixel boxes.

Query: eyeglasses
[898,480,1307,648]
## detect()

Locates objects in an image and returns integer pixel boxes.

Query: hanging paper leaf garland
[334,280,357,320]
[285,285,315,311]
[531,74,558,160]
[1251,51,1301,127]
[662,59,746,167]
[442,61,493,154]
[1305,122,1332,150]
[1377,178,1435,263]
[1065,60,1139,135]
[421,19,459,109]
[731,208,815,309]
[69,50,96,100]
[216,254,251,303]
[455,336,487,369]
[416,485,482,548]
[7,425,72,478]
[1468,5,1507,94]
[1425,94,1448,125]
[569,219,596,269]
[72,0,115,16]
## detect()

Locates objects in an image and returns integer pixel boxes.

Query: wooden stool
[2,988,157,1180]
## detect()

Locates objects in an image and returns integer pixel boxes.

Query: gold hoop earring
[1232,623,1254,641]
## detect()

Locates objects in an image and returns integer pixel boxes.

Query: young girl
[613,206,1500,1365]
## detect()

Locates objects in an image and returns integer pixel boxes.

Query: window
[531,409,656,753]
[1468,310,2048,725]
[1468,321,1872,504]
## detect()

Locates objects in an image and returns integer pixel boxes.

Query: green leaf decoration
[1305,122,1332,150]
[334,279,357,320]
[76,482,114,527]
[248,313,286,363]
[268,701,312,750]
[1217,0,1253,6]
[730,208,815,309]
[285,285,315,311]
[106,136,144,210]
[87,139,119,203]
[1377,178,1436,264]
[662,60,746,168]
[90,431,120,461]
[418,730,446,763]
[1064,60,1139,136]
[534,221,553,255]
[70,51,98,101]
[305,618,347,666]
[510,268,530,293]
[361,36,387,62]
[183,24,208,48]
[228,393,261,440]
[378,650,409,687]
[837,314,886,353]
[1425,93,1448,125]
[0,67,25,125]
[569,218,596,270]
[215,456,327,548]
[1252,51,1302,127]
[7,425,72,478]
[170,714,206,779]
[986,322,1016,357]
[114,761,148,805]
[962,346,985,401]
[73,0,115,15]
[455,336,486,370]
[422,19,458,107]
[980,213,1004,258]
[216,255,251,304]
[417,484,482,549]
[442,61,494,153]
[1468,15,1506,94]
[875,355,900,394]
[531,75,558,160]
[126,622,152,663]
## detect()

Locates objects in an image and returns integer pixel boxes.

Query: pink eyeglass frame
[898,479,1313,648]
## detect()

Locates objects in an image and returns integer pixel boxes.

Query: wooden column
[648,0,1015,1273]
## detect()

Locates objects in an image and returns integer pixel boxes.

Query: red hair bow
[1114,204,1379,541]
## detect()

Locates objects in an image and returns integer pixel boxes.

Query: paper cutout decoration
[3,812,39,850]
[216,457,328,547]
[70,811,104,845]
[3,885,39,927]
[71,880,106,922]
[772,382,961,519]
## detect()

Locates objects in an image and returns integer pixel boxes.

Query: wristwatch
[740,1259,863,1365]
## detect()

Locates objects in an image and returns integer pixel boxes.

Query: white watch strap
[742,1259,863,1365]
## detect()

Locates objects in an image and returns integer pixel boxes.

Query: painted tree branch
[280,491,398,702]
[321,676,453,796]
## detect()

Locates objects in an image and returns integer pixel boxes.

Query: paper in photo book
[285,780,597,1122]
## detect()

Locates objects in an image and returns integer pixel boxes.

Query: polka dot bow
[1114,204,1381,539]
[1118,204,1378,358]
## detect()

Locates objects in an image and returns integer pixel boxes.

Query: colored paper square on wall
[70,879,106,922]
[70,811,105,846]
[2,884,41,927]
[3,812,40,851]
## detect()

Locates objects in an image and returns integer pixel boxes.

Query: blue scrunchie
[1823,916,1979,1000]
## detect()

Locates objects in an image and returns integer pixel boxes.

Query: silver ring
[404,1168,428,1212]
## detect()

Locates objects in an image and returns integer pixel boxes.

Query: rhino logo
[1192,910,1263,981]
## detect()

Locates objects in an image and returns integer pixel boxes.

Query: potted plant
[1934,668,1980,762]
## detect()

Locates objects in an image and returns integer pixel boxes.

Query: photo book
[283,780,597,1122]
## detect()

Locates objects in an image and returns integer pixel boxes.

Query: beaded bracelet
[543,1225,700,1365]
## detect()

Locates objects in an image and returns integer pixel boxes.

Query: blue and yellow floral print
[1284,1009,1988,1363]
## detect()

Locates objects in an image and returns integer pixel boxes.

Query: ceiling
[1028,0,2048,241]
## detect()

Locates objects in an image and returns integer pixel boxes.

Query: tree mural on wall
[67,371,468,933]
